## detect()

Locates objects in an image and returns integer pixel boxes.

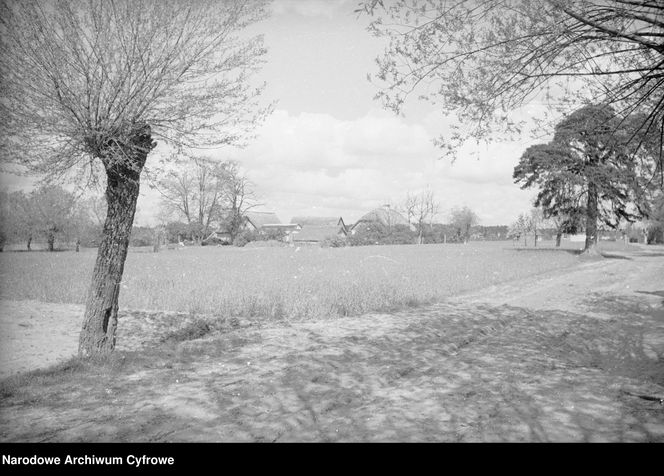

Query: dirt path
[1,247,663,442]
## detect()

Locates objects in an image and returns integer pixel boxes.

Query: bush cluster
[348,223,415,246]
[320,235,347,248]
[233,228,287,247]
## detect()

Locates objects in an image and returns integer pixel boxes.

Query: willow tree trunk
[556,233,562,247]
[584,182,599,254]
[78,128,154,357]
[47,233,55,251]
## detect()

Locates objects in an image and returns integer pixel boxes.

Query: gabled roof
[292,225,347,242]
[291,216,343,226]
[245,211,281,229]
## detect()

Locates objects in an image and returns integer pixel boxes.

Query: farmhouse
[244,211,282,231]
[290,216,348,230]
[244,211,306,242]
[287,216,348,245]
[292,224,348,245]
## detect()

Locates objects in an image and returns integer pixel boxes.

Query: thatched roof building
[353,206,411,229]
[244,211,282,230]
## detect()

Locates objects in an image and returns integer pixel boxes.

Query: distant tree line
[0,185,99,251]
[157,157,259,245]
[349,201,508,247]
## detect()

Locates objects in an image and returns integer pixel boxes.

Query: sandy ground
[0,245,663,442]
[0,301,83,379]
[0,302,209,379]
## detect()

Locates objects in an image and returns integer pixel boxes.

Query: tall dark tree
[0,0,271,356]
[514,105,656,252]
[360,0,663,176]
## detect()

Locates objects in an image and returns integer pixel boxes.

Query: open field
[1,241,595,321]
[0,243,662,442]
[0,244,664,442]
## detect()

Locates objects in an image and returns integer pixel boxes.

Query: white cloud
[1,108,537,227]
[217,109,535,224]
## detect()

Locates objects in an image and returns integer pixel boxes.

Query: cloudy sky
[1,0,550,226]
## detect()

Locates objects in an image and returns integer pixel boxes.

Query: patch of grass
[0,242,584,321]
[0,352,139,402]
[159,318,212,344]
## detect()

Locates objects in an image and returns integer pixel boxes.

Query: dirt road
[1,246,663,442]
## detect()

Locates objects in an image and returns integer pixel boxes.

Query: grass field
[1,240,661,442]
[0,240,619,321]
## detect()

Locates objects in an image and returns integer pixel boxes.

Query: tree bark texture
[78,127,154,357]
[584,181,599,253]
[47,233,55,252]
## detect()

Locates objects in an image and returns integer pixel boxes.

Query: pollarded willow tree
[359,0,664,179]
[0,0,272,357]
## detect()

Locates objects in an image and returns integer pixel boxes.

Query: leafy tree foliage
[158,158,259,244]
[0,191,36,249]
[164,221,191,244]
[158,156,227,244]
[0,186,92,251]
[514,104,657,252]
[449,206,479,243]
[360,0,663,169]
[349,222,416,246]
[30,185,91,251]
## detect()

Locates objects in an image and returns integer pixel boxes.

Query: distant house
[261,223,302,242]
[292,224,348,245]
[291,216,347,231]
[244,212,307,242]
[244,211,283,231]
[351,206,414,233]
